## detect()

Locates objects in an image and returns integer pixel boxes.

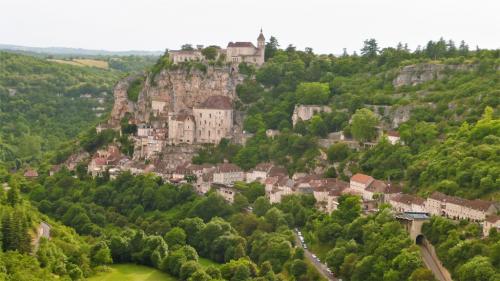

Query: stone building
[167,111,195,144]
[387,131,401,145]
[213,163,244,186]
[350,173,374,193]
[226,30,265,66]
[193,96,234,144]
[483,215,500,237]
[292,105,332,126]
[169,50,204,64]
[425,192,498,222]
[151,96,169,116]
[169,30,265,67]
[388,194,426,213]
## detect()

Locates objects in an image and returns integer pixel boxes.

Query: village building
[387,131,401,145]
[246,163,287,183]
[169,30,265,67]
[388,194,426,213]
[167,112,195,144]
[483,215,500,237]
[310,178,349,213]
[87,145,122,177]
[292,105,332,126]
[425,192,498,222]
[24,168,39,179]
[350,173,374,193]
[215,184,239,203]
[169,49,204,65]
[226,30,265,66]
[192,95,234,144]
[212,163,244,186]
[137,124,154,137]
[151,96,169,116]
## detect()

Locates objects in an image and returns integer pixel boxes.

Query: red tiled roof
[24,169,38,178]
[351,173,374,185]
[197,95,233,110]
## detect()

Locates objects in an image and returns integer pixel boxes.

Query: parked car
[312,254,317,258]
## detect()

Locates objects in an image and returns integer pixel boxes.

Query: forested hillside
[0,173,96,280]
[0,52,121,170]
[194,38,500,200]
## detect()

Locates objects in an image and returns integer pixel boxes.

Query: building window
[209,113,211,118]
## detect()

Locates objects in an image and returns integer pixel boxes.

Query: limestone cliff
[393,63,474,87]
[109,66,243,125]
[109,75,140,126]
[136,67,243,122]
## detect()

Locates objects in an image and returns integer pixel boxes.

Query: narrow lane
[293,230,337,281]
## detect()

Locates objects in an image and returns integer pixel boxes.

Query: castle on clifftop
[170,29,265,66]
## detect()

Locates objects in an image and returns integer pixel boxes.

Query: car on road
[303,244,307,249]
[312,254,317,258]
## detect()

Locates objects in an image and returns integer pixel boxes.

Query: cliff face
[137,67,243,122]
[109,66,243,124]
[393,63,474,87]
[109,76,138,126]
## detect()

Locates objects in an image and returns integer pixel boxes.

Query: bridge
[394,211,430,243]
[395,212,453,281]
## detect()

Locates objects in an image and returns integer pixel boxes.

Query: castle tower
[257,29,265,65]
[257,28,265,49]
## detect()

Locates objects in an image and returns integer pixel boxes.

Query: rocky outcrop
[393,63,474,87]
[135,67,243,122]
[109,75,140,126]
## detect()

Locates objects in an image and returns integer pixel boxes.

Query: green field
[88,264,177,281]
[198,257,220,268]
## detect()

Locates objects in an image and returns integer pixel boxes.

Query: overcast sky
[1,0,499,54]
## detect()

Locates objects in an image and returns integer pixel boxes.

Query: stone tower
[257,29,265,63]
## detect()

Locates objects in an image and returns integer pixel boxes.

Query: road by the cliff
[293,230,338,281]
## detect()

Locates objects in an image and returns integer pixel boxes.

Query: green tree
[351,108,379,142]
[165,227,187,248]
[201,46,218,60]
[296,82,330,105]
[290,259,308,278]
[361,38,379,58]
[253,196,271,217]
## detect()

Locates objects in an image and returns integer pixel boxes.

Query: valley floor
[87,264,177,281]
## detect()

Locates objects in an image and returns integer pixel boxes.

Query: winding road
[293,230,338,281]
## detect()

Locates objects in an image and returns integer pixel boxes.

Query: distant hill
[0,43,163,57]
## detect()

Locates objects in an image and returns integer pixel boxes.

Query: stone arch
[416,234,425,245]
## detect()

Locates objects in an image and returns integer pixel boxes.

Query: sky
[1,0,499,54]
